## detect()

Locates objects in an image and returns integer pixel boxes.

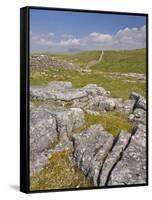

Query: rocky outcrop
[108,124,146,186]
[72,125,132,186]
[30,81,147,186]
[30,81,136,113]
[71,91,147,186]
[30,55,79,69]
[30,105,84,175]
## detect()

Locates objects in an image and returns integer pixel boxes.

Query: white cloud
[88,32,113,42]
[30,32,55,46]
[30,25,146,52]
[60,38,81,46]
[35,38,54,46]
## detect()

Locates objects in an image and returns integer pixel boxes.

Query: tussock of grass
[74,112,134,136]
[30,151,93,191]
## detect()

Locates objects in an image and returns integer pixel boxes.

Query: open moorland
[29,49,147,190]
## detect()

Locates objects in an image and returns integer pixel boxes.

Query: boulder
[30,107,58,174]
[107,124,147,185]
[82,84,108,97]
[115,99,135,113]
[128,108,146,125]
[129,92,146,110]
[30,106,84,175]
[72,124,114,185]
[99,131,131,186]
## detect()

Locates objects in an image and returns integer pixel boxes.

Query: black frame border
[20,6,149,194]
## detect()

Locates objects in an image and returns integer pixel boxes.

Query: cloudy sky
[30,9,146,52]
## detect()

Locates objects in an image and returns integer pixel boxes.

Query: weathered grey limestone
[115,99,135,113]
[30,81,138,113]
[30,82,109,103]
[107,124,146,185]
[30,107,58,175]
[82,84,108,97]
[129,92,146,110]
[128,108,146,125]
[30,80,147,186]
[30,105,84,175]
[72,124,114,186]
[30,54,79,69]
[87,136,114,186]
[105,94,147,186]
[99,131,131,186]
[86,96,115,112]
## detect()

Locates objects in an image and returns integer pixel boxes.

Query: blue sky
[30,9,146,52]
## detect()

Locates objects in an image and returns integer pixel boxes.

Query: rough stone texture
[71,93,147,186]
[72,125,114,185]
[30,81,147,186]
[129,92,146,110]
[30,81,137,114]
[99,131,131,186]
[30,54,79,69]
[30,82,108,103]
[30,107,58,175]
[107,124,147,185]
[30,105,84,175]
[115,99,135,113]
[86,96,116,112]
[107,95,147,186]
[128,108,146,125]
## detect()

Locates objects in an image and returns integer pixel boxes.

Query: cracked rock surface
[30,81,136,113]
[30,105,84,175]
[30,81,147,186]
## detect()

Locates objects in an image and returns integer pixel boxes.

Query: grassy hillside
[30,49,146,190]
[30,48,146,99]
[32,51,101,68]
[92,49,146,74]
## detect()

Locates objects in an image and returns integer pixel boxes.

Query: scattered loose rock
[30,55,80,69]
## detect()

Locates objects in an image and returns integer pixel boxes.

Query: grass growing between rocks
[30,49,146,100]
[30,68,146,100]
[32,99,62,107]
[30,151,93,191]
[74,112,134,136]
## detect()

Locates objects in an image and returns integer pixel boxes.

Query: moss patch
[74,112,134,136]
[30,151,93,191]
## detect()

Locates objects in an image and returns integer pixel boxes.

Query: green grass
[30,49,146,100]
[92,49,146,74]
[30,151,93,191]
[74,112,134,136]
[32,51,102,68]
[30,68,146,100]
